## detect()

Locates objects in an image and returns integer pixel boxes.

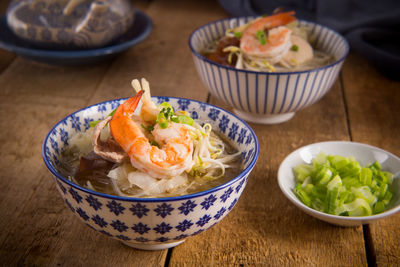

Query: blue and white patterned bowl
[189,17,349,124]
[42,97,259,250]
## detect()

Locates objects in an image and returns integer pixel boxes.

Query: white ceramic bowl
[278,141,400,227]
[42,97,259,250]
[189,18,349,124]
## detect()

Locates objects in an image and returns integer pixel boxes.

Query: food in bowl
[293,152,394,216]
[278,141,400,226]
[203,11,334,72]
[6,0,135,48]
[59,79,243,198]
[43,80,258,249]
[189,15,349,124]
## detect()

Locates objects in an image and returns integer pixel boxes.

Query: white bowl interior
[278,141,400,226]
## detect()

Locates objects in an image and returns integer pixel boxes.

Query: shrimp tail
[114,90,144,118]
[110,90,144,152]
[258,11,296,28]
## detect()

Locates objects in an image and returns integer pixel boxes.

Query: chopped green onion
[373,201,385,214]
[108,108,117,117]
[89,120,99,128]
[256,30,267,45]
[158,102,174,111]
[344,198,372,216]
[171,115,194,126]
[234,31,242,39]
[293,164,313,182]
[290,44,299,51]
[293,152,394,216]
[89,108,117,128]
[156,102,194,128]
[294,184,312,207]
[156,102,174,128]
[150,140,159,147]
[156,112,169,129]
[326,187,339,215]
[360,167,372,186]
[141,124,154,133]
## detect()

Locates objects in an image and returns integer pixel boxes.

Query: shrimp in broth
[59,79,243,198]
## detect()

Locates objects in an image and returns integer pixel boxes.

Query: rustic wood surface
[0,0,399,266]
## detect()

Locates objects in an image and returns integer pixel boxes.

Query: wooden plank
[170,63,367,265]
[87,0,214,105]
[0,2,169,265]
[342,53,400,266]
[0,59,109,108]
[4,0,397,266]
[0,50,15,74]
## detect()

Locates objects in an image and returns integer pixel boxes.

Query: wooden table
[1,1,399,266]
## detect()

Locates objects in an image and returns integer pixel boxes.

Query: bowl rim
[188,17,350,75]
[277,140,400,222]
[42,96,259,202]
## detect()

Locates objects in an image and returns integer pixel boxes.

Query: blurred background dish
[6,0,135,49]
[278,141,400,227]
[189,17,349,124]
[0,9,152,65]
[217,0,400,81]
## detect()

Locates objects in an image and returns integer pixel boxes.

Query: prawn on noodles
[58,78,243,198]
[203,11,334,72]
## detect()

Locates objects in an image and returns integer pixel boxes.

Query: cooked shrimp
[109,88,194,179]
[280,35,313,67]
[240,11,296,63]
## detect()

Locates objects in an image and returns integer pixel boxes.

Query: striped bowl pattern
[189,17,349,124]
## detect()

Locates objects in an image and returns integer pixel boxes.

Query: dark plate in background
[0,10,153,66]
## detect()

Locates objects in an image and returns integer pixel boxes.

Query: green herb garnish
[234,31,242,39]
[141,124,154,133]
[90,108,117,128]
[156,102,194,129]
[89,120,99,128]
[290,44,299,52]
[256,30,267,45]
[150,140,160,147]
[171,115,194,125]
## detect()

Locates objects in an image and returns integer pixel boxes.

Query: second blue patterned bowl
[189,18,349,124]
[42,97,259,250]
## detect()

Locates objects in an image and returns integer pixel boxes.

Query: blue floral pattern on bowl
[42,97,259,250]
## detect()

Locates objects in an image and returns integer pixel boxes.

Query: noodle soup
[58,127,243,198]
[42,83,259,249]
[202,11,335,72]
[57,78,244,198]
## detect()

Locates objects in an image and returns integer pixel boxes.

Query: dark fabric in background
[218,0,400,79]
